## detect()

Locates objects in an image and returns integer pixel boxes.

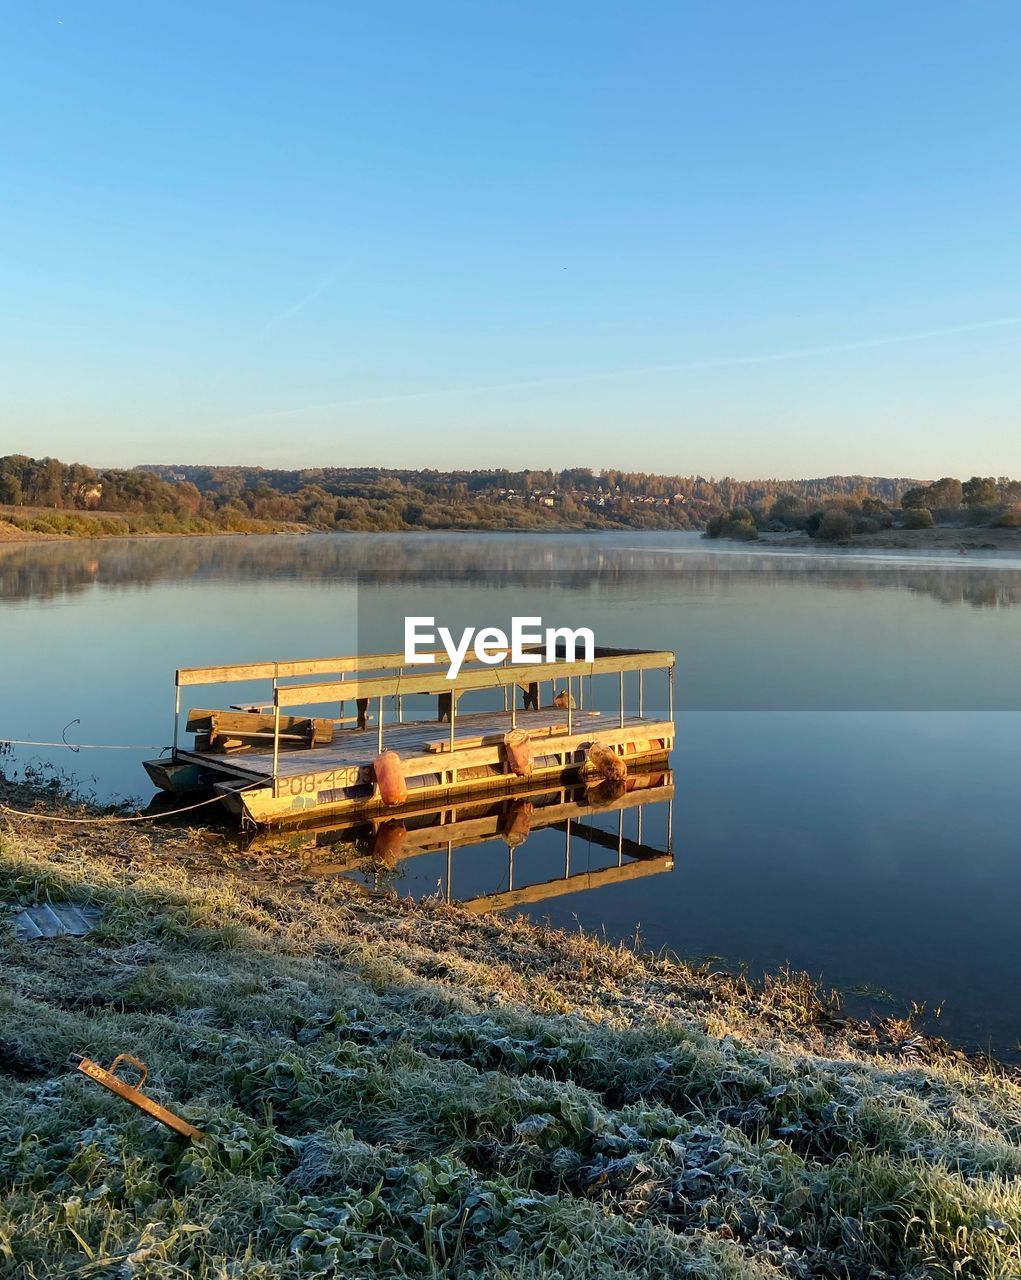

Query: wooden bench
[186,709,334,754]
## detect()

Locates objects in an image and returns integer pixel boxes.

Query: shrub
[902,507,934,529]
[992,506,1021,528]
[704,507,758,541]
[814,510,855,541]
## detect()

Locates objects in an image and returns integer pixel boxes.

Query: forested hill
[2,454,920,534]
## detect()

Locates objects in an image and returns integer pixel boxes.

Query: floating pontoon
[144,645,675,827]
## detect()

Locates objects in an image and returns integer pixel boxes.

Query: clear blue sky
[2,1,1019,477]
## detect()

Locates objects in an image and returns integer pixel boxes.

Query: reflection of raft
[500,799,534,846]
[245,769,676,913]
[370,819,408,866]
[587,742,627,783]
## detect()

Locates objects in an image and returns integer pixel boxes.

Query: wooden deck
[176,707,596,783]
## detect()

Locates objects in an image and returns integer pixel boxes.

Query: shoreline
[750,526,1021,553]
[2,798,1020,1276]
[5,515,1021,553]
[0,787,1004,1071]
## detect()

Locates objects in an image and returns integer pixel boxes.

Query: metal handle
[109,1053,148,1090]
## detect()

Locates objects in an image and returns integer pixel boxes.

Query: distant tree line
[0,454,934,538]
[705,475,1021,542]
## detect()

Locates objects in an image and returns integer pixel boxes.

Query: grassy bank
[1,814,1020,1278]
[0,507,305,541]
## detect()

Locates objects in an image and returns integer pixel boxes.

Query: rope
[2,740,166,751]
[2,720,165,753]
[0,781,264,826]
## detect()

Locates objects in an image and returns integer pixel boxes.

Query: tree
[963,476,998,507]
[926,477,963,509]
[900,485,930,510]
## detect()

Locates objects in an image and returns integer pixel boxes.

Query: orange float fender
[587,742,627,783]
[503,729,533,777]
[373,750,408,806]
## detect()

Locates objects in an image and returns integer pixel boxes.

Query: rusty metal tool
[69,1053,205,1140]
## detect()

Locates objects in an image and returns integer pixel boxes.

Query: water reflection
[3,531,1021,609]
[244,769,675,914]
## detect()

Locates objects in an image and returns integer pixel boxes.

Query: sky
[1,1,1019,478]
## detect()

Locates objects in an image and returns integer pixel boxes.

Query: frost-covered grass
[1,821,1020,1278]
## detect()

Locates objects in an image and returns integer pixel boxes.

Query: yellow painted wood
[274,651,675,708]
[225,721,672,825]
[176,650,452,687]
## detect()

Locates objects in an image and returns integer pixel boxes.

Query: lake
[3,530,1020,1056]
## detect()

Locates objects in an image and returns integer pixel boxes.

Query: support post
[172,682,181,754]
[619,670,625,728]
[567,676,573,734]
[449,694,456,751]
[638,670,644,717]
[377,696,384,754]
[272,700,281,798]
[565,818,571,877]
[668,664,675,723]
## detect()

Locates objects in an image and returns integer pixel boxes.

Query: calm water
[3,531,1021,1055]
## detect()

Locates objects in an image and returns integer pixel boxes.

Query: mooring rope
[2,719,165,753]
[2,739,166,751]
[0,782,266,826]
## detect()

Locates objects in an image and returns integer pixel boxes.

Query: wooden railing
[271,649,675,769]
[175,651,448,687]
[171,648,676,776]
[274,650,674,707]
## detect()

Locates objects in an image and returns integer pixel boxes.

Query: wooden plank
[423,719,574,753]
[275,652,675,709]
[73,1055,204,1140]
[176,650,453,687]
[187,710,333,750]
